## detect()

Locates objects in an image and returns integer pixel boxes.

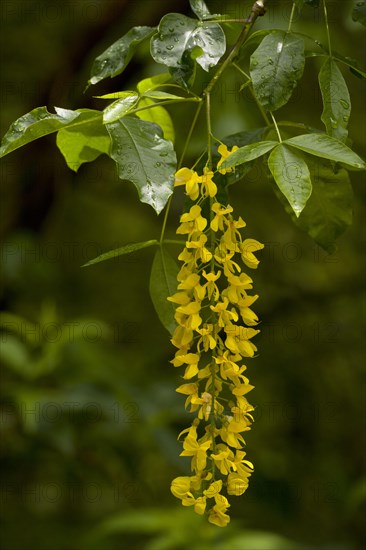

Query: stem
[287,3,296,33]
[159,196,172,244]
[178,101,204,170]
[270,112,282,142]
[159,101,204,245]
[206,92,213,169]
[203,0,268,98]
[322,0,332,58]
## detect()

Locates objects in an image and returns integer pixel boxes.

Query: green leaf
[94,90,139,100]
[56,110,110,172]
[0,107,80,158]
[150,13,226,72]
[102,93,139,124]
[221,141,278,169]
[250,31,305,111]
[82,240,159,267]
[105,116,176,214]
[352,1,366,26]
[169,50,196,89]
[305,43,366,79]
[136,73,172,94]
[285,134,366,170]
[268,144,312,216]
[149,248,178,334]
[135,99,175,143]
[143,90,184,100]
[209,129,267,200]
[88,26,156,86]
[295,157,353,252]
[319,58,351,143]
[189,0,211,19]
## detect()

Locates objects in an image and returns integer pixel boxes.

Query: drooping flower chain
[169,145,264,527]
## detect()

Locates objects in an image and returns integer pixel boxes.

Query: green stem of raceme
[206,92,213,170]
[179,102,204,170]
[270,112,282,142]
[287,3,297,33]
[322,0,332,58]
[159,101,204,244]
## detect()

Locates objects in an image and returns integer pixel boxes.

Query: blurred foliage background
[0,1,365,549]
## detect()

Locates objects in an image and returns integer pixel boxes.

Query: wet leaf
[105,116,176,214]
[250,31,305,111]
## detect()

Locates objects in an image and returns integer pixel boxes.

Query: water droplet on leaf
[339,99,349,109]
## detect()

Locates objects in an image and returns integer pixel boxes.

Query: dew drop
[155,162,162,167]
[339,99,349,109]
[268,58,274,65]
[330,117,338,129]
[343,115,350,123]
[166,45,174,50]
[173,37,179,43]
[168,27,174,33]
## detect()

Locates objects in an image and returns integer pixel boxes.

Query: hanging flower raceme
[169,145,264,527]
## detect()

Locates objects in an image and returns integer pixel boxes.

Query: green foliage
[250,31,305,112]
[0,107,80,157]
[149,248,179,334]
[268,144,312,216]
[88,26,156,86]
[150,13,226,75]
[82,240,159,267]
[105,116,176,214]
[56,110,110,171]
[0,1,365,546]
[352,1,366,26]
[319,58,351,143]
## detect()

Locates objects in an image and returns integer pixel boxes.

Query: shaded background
[0,1,365,549]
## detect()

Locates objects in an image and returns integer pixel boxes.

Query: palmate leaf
[105,116,176,214]
[250,31,305,112]
[284,134,366,170]
[88,26,156,87]
[149,248,179,334]
[0,107,80,157]
[82,240,159,267]
[150,13,226,73]
[56,109,110,171]
[295,157,353,252]
[319,58,351,143]
[268,144,312,216]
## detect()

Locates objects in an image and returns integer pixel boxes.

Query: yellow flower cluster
[169,144,264,527]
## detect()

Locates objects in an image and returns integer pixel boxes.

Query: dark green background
[0,1,365,549]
